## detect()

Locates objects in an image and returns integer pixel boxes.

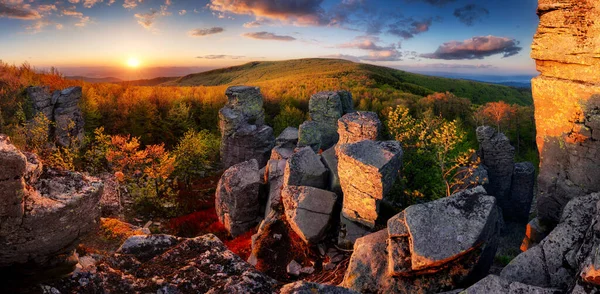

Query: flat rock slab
[403,187,497,270]
[282,185,337,244]
[276,127,299,149]
[283,146,328,189]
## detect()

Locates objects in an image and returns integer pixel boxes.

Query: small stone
[287,260,301,276]
[300,266,315,275]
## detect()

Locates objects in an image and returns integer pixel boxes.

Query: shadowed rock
[264,159,286,218]
[337,140,403,228]
[321,145,341,195]
[508,162,536,223]
[283,147,328,189]
[282,185,337,244]
[219,86,274,168]
[477,126,515,217]
[337,111,382,145]
[465,275,561,293]
[117,234,182,262]
[281,281,358,294]
[276,127,299,149]
[0,135,103,268]
[215,159,261,237]
[309,91,344,149]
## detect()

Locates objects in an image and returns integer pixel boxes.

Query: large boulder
[215,159,261,237]
[297,120,322,153]
[337,111,382,145]
[26,86,85,147]
[531,0,600,230]
[282,185,337,244]
[309,91,344,149]
[342,187,502,293]
[501,193,600,290]
[283,147,328,189]
[476,126,515,217]
[464,275,561,293]
[264,159,286,218]
[337,140,403,228]
[276,127,299,149]
[49,234,278,293]
[0,135,103,268]
[508,162,536,223]
[219,86,274,168]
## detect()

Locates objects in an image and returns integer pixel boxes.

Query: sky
[0,0,540,79]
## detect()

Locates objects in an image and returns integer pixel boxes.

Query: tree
[173,129,220,186]
[480,101,516,132]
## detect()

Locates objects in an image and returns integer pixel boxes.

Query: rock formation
[497,193,600,292]
[264,158,286,218]
[50,234,277,293]
[341,187,501,293]
[283,146,328,189]
[337,111,382,145]
[476,126,515,213]
[276,126,299,149]
[0,135,103,268]
[282,185,337,244]
[219,86,274,169]
[26,86,85,147]
[215,159,261,237]
[509,162,536,223]
[297,90,355,151]
[531,0,600,231]
[337,140,403,228]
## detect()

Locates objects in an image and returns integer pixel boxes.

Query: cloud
[0,0,41,20]
[338,36,396,51]
[83,0,103,9]
[388,17,434,39]
[134,6,170,30]
[124,0,142,9]
[37,4,57,13]
[405,0,456,7]
[179,10,186,15]
[208,0,327,26]
[426,63,497,69]
[242,31,296,41]
[25,19,52,33]
[422,36,522,60]
[337,36,402,62]
[62,7,91,27]
[197,55,246,59]
[453,4,489,26]
[188,27,225,37]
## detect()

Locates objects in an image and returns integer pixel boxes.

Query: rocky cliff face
[531,0,600,228]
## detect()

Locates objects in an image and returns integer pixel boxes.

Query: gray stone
[0,136,103,267]
[321,145,341,195]
[341,229,389,293]
[398,187,499,271]
[287,260,301,276]
[508,162,536,223]
[282,185,337,244]
[280,281,359,294]
[276,127,299,149]
[215,159,261,237]
[337,111,382,145]
[338,214,371,249]
[297,121,322,153]
[219,86,274,169]
[283,147,328,189]
[270,146,294,160]
[26,86,54,120]
[309,91,344,149]
[337,140,403,228]
[465,275,561,294]
[264,159,286,218]
[476,126,515,218]
[338,90,355,115]
[117,234,182,261]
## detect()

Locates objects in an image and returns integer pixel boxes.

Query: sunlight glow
[126,57,141,68]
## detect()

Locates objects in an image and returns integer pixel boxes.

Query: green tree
[173,129,220,186]
[273,105,305,136]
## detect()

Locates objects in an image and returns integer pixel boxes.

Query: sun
[126,57,140,68]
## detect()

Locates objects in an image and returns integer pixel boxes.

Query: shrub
[273,104,305,136]
[172,129,220,186]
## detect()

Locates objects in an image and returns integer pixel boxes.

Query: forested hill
[165,58,533,106]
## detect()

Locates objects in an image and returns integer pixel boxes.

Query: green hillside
[166,58,532,106]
